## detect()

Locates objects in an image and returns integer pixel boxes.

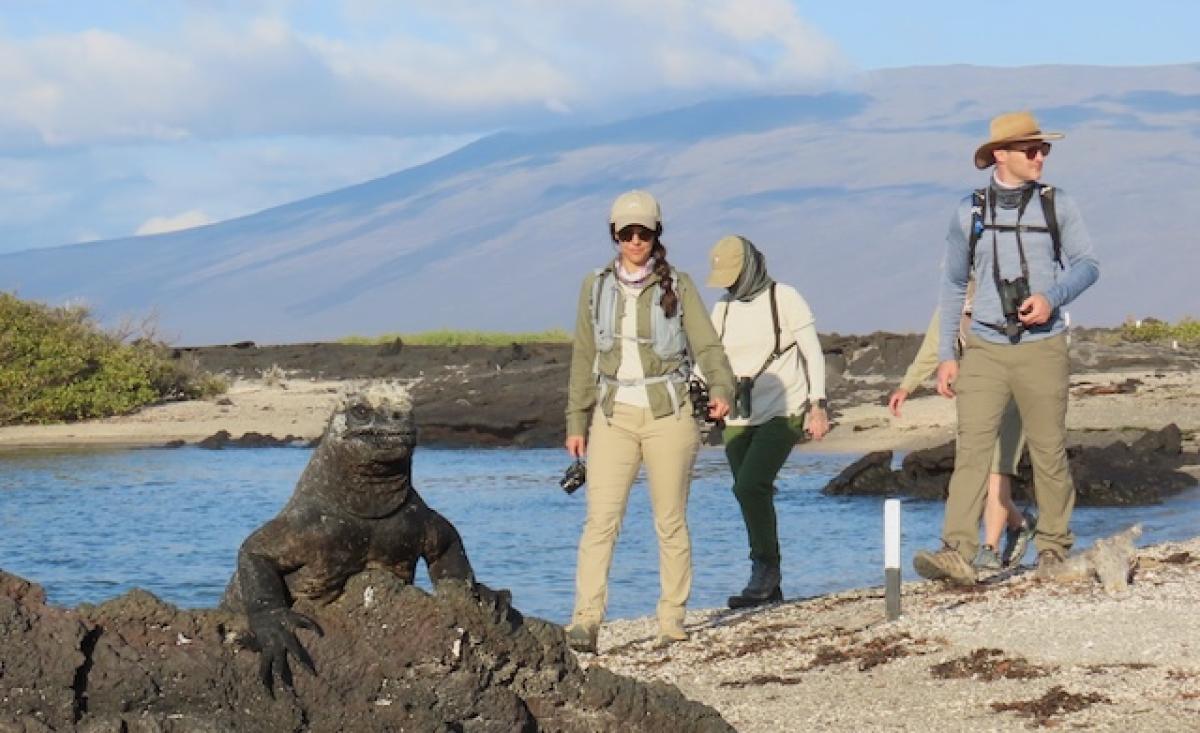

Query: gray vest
[590,267,687,361]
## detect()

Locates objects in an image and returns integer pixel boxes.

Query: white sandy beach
[1,368,1196,456]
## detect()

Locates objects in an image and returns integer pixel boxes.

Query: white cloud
[0,1,851,150]
[135,210,214,236]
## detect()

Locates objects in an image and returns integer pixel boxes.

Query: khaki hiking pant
[943,333,1073,561]
[572,403,700,628]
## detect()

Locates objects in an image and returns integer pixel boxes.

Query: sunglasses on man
[616,225,657,242]
[1006,141,1052,160]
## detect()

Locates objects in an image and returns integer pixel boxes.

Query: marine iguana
[223,383,509,692]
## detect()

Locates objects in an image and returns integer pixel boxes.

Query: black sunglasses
[1007,141,1052,160]
[616,225,656,243]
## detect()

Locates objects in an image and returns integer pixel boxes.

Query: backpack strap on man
[967,188,987,273]
[1038,184,1064,268]
[968,185,1063,271]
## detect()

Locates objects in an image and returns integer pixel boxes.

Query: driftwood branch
[1036,524,1143,593]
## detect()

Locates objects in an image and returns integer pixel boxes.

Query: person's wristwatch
[812,398,828,410]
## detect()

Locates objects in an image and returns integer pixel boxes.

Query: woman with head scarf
[706,235,829,608]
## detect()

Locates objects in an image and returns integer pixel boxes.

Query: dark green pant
[722,415,806,563]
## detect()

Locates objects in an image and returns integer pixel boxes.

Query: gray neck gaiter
[726,238,774,302]
[989,177,1036,210]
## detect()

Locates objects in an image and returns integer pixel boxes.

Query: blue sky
[0,0,1196,253]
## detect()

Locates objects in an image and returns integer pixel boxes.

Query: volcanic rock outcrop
[822,425,1198,506]
[0,570,731,731]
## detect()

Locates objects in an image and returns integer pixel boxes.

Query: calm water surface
[1,446,1197,622]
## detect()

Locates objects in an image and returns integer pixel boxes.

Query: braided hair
[610,223,677,317]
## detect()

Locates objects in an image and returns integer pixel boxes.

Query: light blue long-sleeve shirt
[938,182,1099,362]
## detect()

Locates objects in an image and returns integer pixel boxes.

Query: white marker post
[884,499,901,620]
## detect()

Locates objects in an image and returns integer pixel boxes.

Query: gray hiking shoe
[913,547,977,586]
[972,544,1002,571]
[1002,511,1037,567]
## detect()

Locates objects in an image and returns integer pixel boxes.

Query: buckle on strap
[598,369,689,417]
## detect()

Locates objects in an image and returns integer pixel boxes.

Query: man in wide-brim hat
[911,110,1100,586]
[972,110,1064,170]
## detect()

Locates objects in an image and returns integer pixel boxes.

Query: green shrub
[0,293,226,425]
[339,329,572,346]
[1119,317,1200,346]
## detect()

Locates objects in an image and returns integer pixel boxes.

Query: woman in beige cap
[706,235,829,608]
[562,190,734,653]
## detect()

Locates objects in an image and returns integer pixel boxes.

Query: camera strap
[985,187,1034,342]
[987,186,1033,288]
[718,283,796,383]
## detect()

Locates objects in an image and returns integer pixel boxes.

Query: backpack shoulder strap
[1038,184,1064,268]
[967,188,986,272]
[589,267,609,324]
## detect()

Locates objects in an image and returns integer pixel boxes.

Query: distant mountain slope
[2,64,1197,345]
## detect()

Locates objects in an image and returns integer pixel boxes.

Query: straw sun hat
[973,111,1064,169]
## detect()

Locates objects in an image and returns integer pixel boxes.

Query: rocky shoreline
[166,328,1199,450]
[593,535,1200,731]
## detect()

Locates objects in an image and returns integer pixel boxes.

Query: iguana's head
[311,383,417,517]
[326,383,416,455]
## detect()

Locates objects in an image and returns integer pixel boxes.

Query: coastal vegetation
[0,292,226,425]
[1120,317,1200,346]
[340,328,571,346]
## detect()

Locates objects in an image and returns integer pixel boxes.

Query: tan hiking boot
[913,547,977,586]
[564,622,599,654]
[656,618,688,646]
[1034,548,1065,578]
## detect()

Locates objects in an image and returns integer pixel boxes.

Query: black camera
[687,377,711,420]
[734,376,754,419]
[998,276,1031,341]
[560,460,586,494]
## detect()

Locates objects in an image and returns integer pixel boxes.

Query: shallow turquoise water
[1,446,1196,623]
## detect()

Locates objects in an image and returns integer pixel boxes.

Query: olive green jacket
[898,308,942,394]
[565,268,735,437]
[899,281,976,393]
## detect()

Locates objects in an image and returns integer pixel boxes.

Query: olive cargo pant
[943,333,1074,560]
[572,403,700,628]
[721,414,806,563]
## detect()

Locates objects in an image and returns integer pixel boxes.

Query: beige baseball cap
[707,235,746,288]
[609,190,662,230]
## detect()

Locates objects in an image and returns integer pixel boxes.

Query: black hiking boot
[727,559,783,609]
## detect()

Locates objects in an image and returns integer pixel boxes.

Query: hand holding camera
[560,460,586,494]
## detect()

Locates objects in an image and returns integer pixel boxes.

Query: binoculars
[999,276,1032,342]
[733,376,754,419]
[689,376,754,420]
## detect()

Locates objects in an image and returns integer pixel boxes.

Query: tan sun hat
[707,235,746,288]
[609,190,662,230]
[973,111,1064,169]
